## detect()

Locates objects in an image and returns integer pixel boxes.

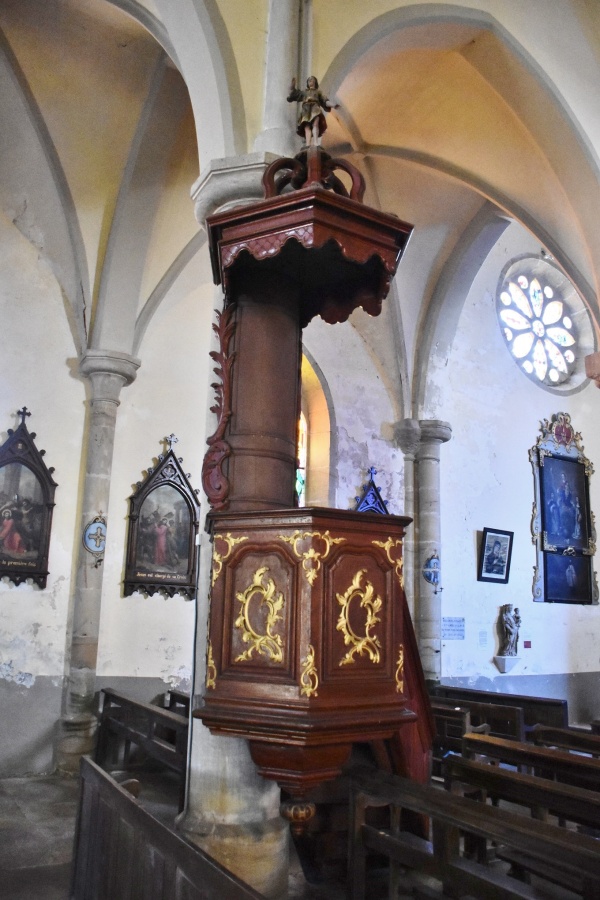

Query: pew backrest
[432,685,568,732]
[531,725,600,757]
[443,753,600,830]
[71,757,263,900]
[462,732,600,791]
[95,688,189,810]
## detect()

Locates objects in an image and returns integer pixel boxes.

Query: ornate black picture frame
[477,527,513,584]
[124,436,201,599]
[0,408,57,588]
[530,412,597,603]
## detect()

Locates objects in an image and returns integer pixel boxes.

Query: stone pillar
[253,0,300,157]
[56,350,139,772]
[184,175,292,893]
[416,419,451,685]
[395,418,421,618]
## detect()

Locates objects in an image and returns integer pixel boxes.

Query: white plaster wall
[303,314,403,513]
[0,213,85,685]
[427,222,600,681]
[96,249,215,690]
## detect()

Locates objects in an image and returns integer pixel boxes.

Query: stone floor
[0,773,79,900]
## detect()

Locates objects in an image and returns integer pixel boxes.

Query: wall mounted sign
[124,435,201,599]
[441,617,465,640]
[422,552,440,587]
[530,412,597,603]
[0,407,57,588]
[83,516,107,563]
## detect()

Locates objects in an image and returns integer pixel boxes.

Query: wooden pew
[165,688,191,716]
[72,756,263,900]
[95,688,188,811]
[432,685,568,734]
[531,724,600,757]
[443,753,600,890]
[435,697,525,742]
[462,732,600,791]
[349,767,600,900]
[431,702,472,774]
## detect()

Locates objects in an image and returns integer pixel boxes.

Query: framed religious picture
[124,435,201,599]
[477,527,513,584]
[539,453,592,553]
[0,408,57,588]
[544,552,593,604]
[530,412,597,604]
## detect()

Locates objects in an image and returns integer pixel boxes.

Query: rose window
[497,272,577,386]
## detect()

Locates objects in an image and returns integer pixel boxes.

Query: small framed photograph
[477,528,513,584]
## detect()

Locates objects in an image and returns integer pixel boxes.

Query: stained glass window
[497,268,578,387]
[295,411,308,507]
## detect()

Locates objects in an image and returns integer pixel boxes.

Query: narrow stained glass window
[295,411,308,507]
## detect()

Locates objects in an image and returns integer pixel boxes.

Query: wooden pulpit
[196,147,433,829]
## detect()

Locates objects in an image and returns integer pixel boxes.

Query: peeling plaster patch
[0,660,35,687]
[47,575,66,611]
[165,665,191,691]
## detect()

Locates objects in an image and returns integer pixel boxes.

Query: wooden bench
[443,752,600,890]
[531,724,600,757]
[431,702,472,775]
[349,767,600,899]
[432,685,568,734]
[165,688,191,716]
[435,697,525,741]
[95,688,189,811]
[462,732,600,791]
[71,756,263,900]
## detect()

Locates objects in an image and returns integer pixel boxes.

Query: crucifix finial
[165,433,179,452]
[368,466,377,480]
[17,407,31,425]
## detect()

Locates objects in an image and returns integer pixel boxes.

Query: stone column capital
[191,153,280,227]
[418,419,452,446]
[394,418,421,458]
[79,350,141,403]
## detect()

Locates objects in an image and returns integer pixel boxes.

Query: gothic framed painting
[477,527,513,584]
[0,408,57,588]
[530,412,597,603]
[124,436,201,599]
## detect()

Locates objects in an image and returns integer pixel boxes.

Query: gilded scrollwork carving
[202,304,237,511]
[336,569,382,666]
[395,644,404,693]
[206,640,217,689]
[300,645,319,698]
[234,567,285,663]
[279,530,345,585]
[372,537,404,588]
[212,532,248,586]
